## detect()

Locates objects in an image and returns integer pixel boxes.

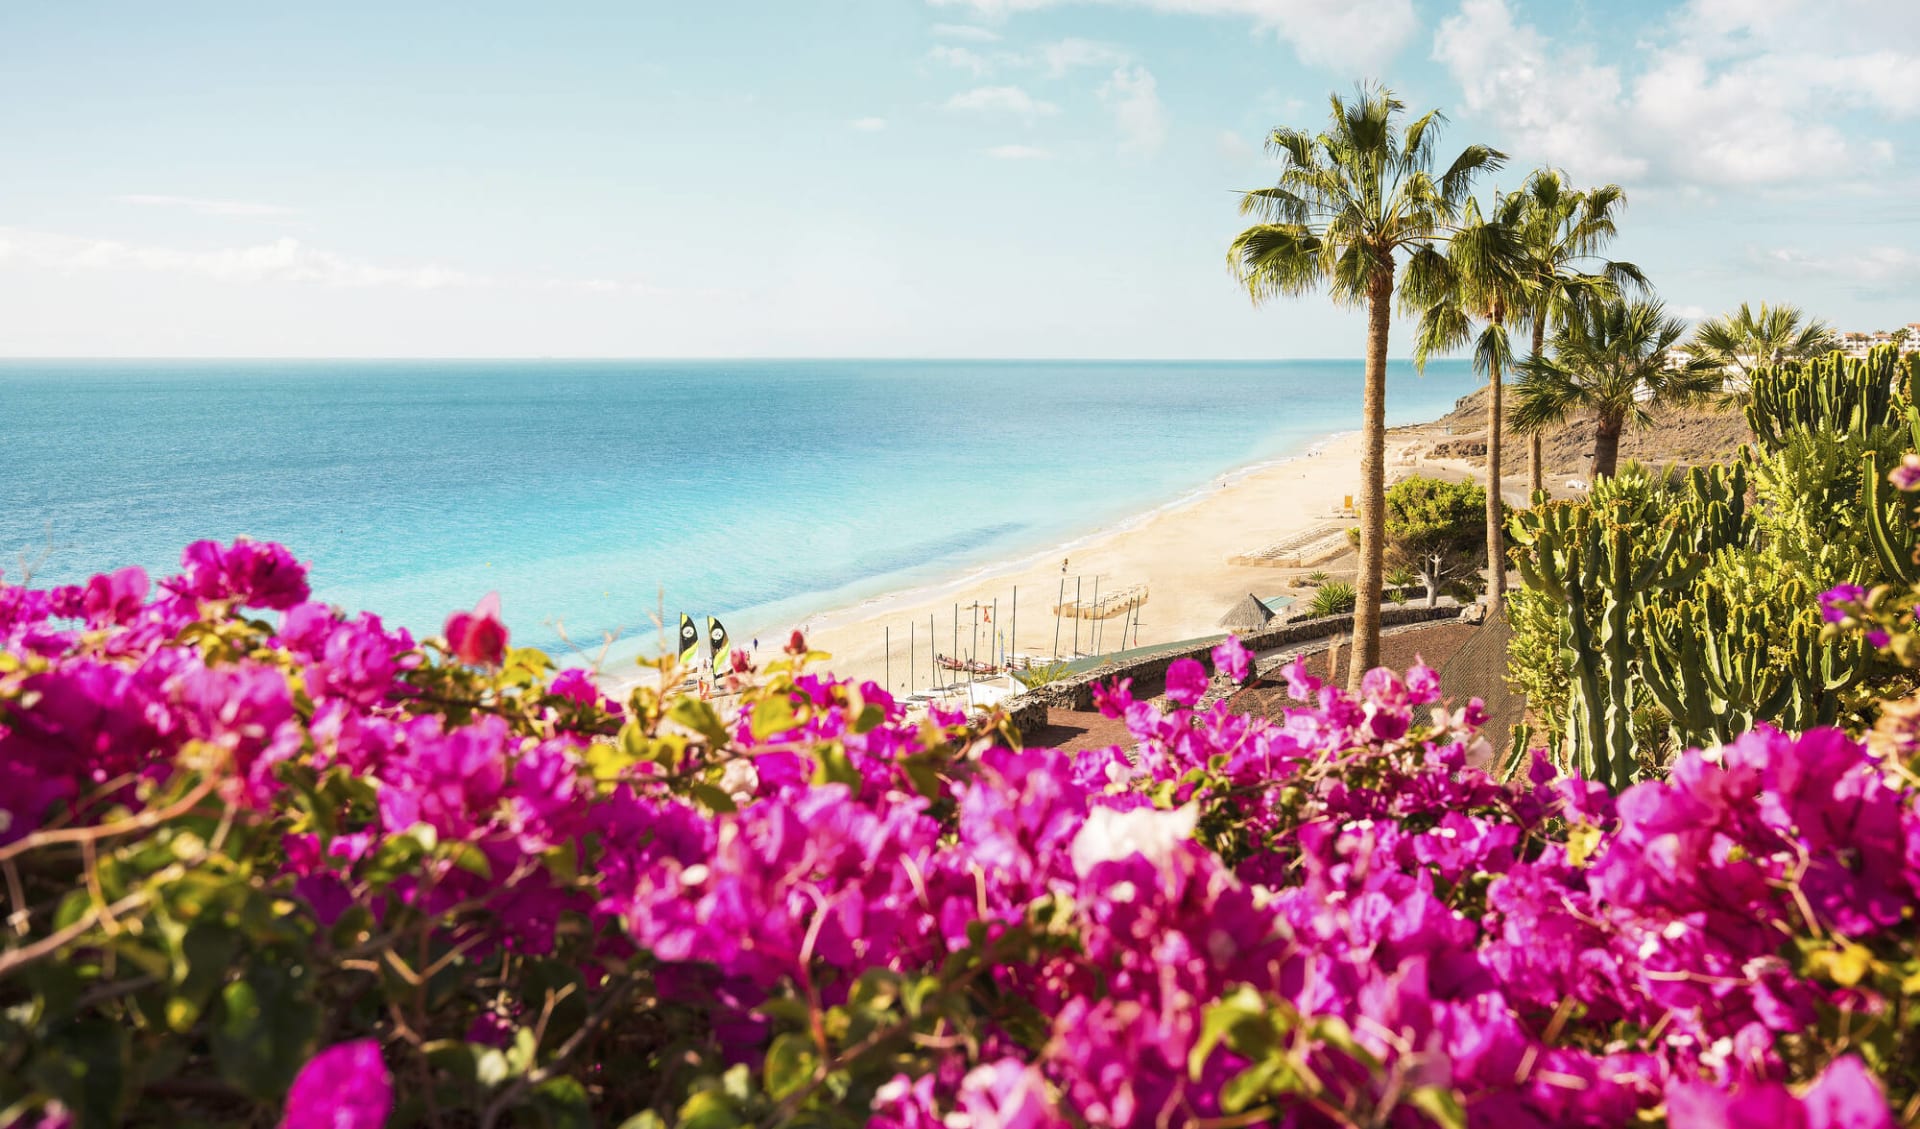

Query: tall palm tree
[1514,170,1647,498]
[1686,301,1838,386]
[1409,191,1529,615]
[1512,298,1719,479]
[1229,85,1503,685]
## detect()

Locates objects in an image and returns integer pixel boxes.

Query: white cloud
[944,85,1059,116]
[928,44,995,75]
[1433,0,1644,179]
[1433,0,1920,188]
[986,144,1053,159]
[1215,129,1258,162]
[927,0,1418,72]
[851,116,889,131]
[1040,38,1131,76]
[119,193,298,218]
[0,226,676,295]
[1098,65,1168,154]
[931,21,1001,41]
[1748,244,1920,295]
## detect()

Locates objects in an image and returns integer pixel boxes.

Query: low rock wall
[1004,603,1462,733]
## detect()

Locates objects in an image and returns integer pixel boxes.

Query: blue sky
[0,0,1914,357]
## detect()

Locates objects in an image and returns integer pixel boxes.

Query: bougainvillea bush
[3,541,1919,1128]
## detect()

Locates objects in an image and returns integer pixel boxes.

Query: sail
[707,616,730,669]
[678,613,701,667]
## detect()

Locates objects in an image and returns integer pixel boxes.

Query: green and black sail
[707,616,730,669]
[678,613,701,668]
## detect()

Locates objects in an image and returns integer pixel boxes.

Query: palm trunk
[1593,415,1623,479]
[1352,269,1391,687]
[1528,318,1545,500]
[1485,302,1507,617]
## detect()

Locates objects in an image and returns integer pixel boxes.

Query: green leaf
[1189,986,1272,1079]
[530,1076,592,1129]
[762,1032,818,1100]
[24,1018,129,1129]
[209,965,320,1099]
[447,840,494,880]
[1405,1085,1468,1129]
[1220,1059,1283,1113]
[750,695,799,740]
[166,921,241,1032]
[811,743,861,795]
[667,698,732,753]
[689,783,739,814]
[678,1090,746,1129]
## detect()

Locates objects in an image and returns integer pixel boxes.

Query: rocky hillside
[1420,385,1750,477]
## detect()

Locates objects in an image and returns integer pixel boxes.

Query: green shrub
[1306,581,1357,618]
[1302,569,1330,587]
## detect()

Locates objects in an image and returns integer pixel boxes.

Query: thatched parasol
[1217,593,1275,630]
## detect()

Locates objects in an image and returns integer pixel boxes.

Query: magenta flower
[1163,658,1208,706]
[169,538,310,610]
[1210,635,1251,683]
[1092,677,1134,718]
[1891,453,1920,492]
[548,668,601,706]
[81,567,148,626]
[279,1040,390,1129]
[1282,653,1321,701]
[445,592,507,666]
[1819,584,1868,624]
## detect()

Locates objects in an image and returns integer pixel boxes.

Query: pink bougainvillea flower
[786,629,807,655]
[279,1040,391,1129]
[445,592,507,666]
[168,538,310,610]
[1891,453,1920,492]
[1819,584,1867,624]
[1092,677,1134,719]
[1211,635,1251,684]
[1164,657,1208,707]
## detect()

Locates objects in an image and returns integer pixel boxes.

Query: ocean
[0,358,1481,664]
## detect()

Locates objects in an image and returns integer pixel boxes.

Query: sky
[0,0,1915,358]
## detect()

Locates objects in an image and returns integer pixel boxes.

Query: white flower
[1069,803,1198,879]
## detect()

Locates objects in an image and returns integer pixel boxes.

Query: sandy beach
[611,414,1533,699]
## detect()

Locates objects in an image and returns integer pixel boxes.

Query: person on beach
[1061,558,1069,574]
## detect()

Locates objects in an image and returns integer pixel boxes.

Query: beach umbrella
[1218,593,1276,631]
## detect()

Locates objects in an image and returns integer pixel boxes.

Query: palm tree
[1513,170,1647,498]
[1229,85,1503,685]
[1512,298,1719,479]
[1686,301,1838,386]
[1408,191,1529,615]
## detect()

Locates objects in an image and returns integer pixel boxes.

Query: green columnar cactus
[1641,576,1868,747]
[1507,465,1752,789]
[1744,344,1918,455]
[1863,408,1920,587]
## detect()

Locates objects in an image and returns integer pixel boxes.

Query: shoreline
[606,407,1499,697]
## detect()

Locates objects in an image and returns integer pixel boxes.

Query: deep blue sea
[0,359,1478,663]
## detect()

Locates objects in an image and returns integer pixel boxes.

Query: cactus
[1507,465,1753,789]
[1744,344,1919,455]
[1641,569,1869,747]
[1863,406,1920,587]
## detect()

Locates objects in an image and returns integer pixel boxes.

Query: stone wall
[1006,603,1463,727]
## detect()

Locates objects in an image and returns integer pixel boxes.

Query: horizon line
[0,353,1463,364]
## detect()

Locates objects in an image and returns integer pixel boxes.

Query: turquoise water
[0,359,1478,662]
